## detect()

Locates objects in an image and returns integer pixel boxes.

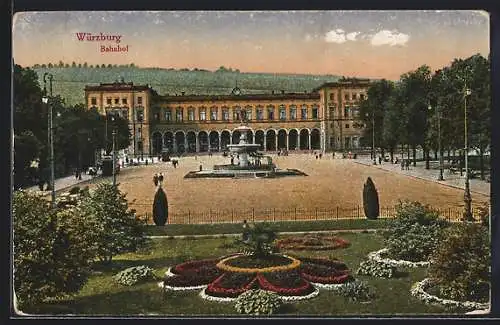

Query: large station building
[84,78,371,157]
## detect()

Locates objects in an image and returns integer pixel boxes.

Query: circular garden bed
[162,253,354,302]
[276,234,350,251]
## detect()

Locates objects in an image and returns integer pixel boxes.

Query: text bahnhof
[84,79,370,157]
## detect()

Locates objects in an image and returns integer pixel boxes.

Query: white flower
[368,248,429,268]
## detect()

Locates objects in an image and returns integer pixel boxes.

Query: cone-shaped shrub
[363,177,379,220]
[152,188,168,226]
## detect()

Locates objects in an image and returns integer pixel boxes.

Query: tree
[358,79,394,158]
[14,131,42,187]
[13,190,98,309]
[101,64,106,68]
[152,188,168,226]
[71,61,76,67]
[78,63,82,68]
[58,60,64,67]
[107,63,112,68]
[47,63,53,68]
[362,177,379,220]
[239,222,277,257]
[79,183,147,264]
[83,62,88,68]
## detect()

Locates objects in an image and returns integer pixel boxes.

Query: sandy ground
[87,153,489,224]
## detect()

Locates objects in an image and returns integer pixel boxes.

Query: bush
[362,177,379,220]
[113,265,156,286]
[334,280,376,302]
[69,186,81,194]
[428,223,490,302]
[238,222,277,257]
[78,183,148,264]
[13,191,98,309]
[152,188,168,226]
[385,200,449,262]
[234,289,283,315]
[356,259,397,278]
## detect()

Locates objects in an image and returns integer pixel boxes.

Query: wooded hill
[31,66,345,106]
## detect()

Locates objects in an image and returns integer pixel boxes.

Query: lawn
[23,232,454,316]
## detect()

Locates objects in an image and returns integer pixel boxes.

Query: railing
[129,204,481,225]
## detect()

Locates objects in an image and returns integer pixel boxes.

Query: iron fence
[130,203,481,225]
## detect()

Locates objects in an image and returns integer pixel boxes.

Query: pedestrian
[378,156,382,164]
[231,156,234,165]
[153,173,158,186]
[401,159,404,170]
[319,153,322,159]
[75,169,78,180]
[315,154,318,159]
[158,172,164,184]
[199,164,202,171]
[405,159,410,170]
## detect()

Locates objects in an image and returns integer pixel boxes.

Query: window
[137,141,143,152]
[329,93,335,101]
[114,98,119,104]
[136,110,144,122]
[279,105,286,120]
[91,97,97,105]
[122,98,127,105]
[351,93,356,101]
[344,106,350,118]
[210,107,218,121]
[233,107,241,121]
[290,105,297,120]
[345,124,350,128]
[164,108,172,121]
[176,108,183,121]
[137,96,143,105]
[244,106,252,121]
[256,106,264,120]
[199,107,206,121]
[360,93,365,100]
[329,107,335,119]
[222,108,229,121]
[344,93,349,101]
[154,113,160,121]
[301,105,308,119]
[188,107,195,121]
[267,105,275,120]
[106,98,112,105]
[312,105,319,119]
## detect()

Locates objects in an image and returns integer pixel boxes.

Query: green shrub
[428,223,490,302]
[69,186,81,194]
[13,190,98,309]
[385,200,449,262]
[152,188,168,226]
[362,177,379,220]
[335,280,376,302]
[356,259,397,278]
[113,265,156,286]
[234,289,283,315]
[78,183,148,264]
[238,222,277,257]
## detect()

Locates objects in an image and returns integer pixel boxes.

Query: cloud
[324,30,346,43]
[370,30,410,46]
[346,31,361,41]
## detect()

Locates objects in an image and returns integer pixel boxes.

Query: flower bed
[216,255,301,273]
[206,273,258,298]
[411,278,489,311]
[368,248,430,268]
[276,234,350,251]
[171,258,221,275]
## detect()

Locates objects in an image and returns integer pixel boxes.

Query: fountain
[184,120,306,179]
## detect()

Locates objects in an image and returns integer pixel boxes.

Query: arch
[221,130,231,151]
[198,131,209,152]
[186,131,196,152]
[209,131,220,151]
[246,130,254,144]
[255,130,265,150]
[152,131,163,155]
[266,129,277,151]
[232,129,241,145]
[163,131,174,153]
[174,131,186,154]
[311,128,321,150]
[288,129,298,150]
[299,129,310,150]
[277,129,287,150]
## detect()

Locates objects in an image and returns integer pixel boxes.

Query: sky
[12,10,489,80]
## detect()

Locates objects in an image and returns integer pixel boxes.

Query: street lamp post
[371,110,376,165]
[42,72,56,208]
[428,103,444,181]
[112,129,117,187]
[463,82,473,222]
